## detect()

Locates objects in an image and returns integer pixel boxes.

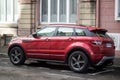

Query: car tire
[68,51,89,73]
[9,47,26,65]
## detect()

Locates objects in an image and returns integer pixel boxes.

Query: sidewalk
[115,51,120,58]
[0,46,8,57]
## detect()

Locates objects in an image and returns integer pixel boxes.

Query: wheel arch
[8,44,25,56]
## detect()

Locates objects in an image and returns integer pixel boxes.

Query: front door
[26,26,56,59]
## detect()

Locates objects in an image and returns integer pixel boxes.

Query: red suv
[8,25,115,72]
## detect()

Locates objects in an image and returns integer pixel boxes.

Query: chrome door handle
[68,38,73,41]
[45,38,49,41]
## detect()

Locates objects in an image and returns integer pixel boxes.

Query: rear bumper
[96,56,114,66]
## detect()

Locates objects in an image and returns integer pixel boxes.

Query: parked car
[8,25,115,73]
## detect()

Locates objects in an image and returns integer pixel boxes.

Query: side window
[75,28,86,36]
[37,27,56,37]
[57,27,74,36]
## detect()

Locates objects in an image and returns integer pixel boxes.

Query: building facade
[0,0,96,46]
[96,0,120,50]
[0,0,120,51]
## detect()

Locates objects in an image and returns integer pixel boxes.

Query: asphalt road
[0,56,120,80]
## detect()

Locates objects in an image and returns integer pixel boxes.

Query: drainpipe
[96,0,100,27]
[30,0,33,34]
[31,0,36,34]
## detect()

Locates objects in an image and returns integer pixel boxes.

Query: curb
[0,53,8,57]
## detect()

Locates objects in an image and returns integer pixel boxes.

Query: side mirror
[32,33,38,38]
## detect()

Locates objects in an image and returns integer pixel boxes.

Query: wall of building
[18,0,32,36]
[98,0,120,33]
[18,0,37,36]
[0,23,17,46]
[98,0,120,50]
[79,0,96,26]
[0,23,17,36]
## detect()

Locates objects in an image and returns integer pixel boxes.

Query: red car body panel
[8,25,115,65]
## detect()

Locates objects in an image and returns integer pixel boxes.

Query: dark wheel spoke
[15,56,20,61]
[72,62,77,66]
[17,53,22,57]
[15,50,18,54]
[77,63,81,69]
[77,55,81,60]
[11,53,15,57]
[78,60,85,64]
[72,57,77,62]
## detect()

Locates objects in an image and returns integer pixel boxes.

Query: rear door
[50,27,75,60]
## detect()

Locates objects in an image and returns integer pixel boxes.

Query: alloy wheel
[68,51,89,73]
[9,47,25,65]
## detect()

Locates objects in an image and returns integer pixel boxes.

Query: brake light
[92,40,102,45]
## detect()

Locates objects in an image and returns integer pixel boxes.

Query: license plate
[106,43,112,47]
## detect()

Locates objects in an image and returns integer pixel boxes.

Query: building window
[0,0,18,23]
[59,0,66,22]
[115,0,120,20]
[41,0,77,24]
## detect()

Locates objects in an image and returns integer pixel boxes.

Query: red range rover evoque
[8,25,115,73]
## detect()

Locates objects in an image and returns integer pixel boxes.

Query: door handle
[45,38,49,41]
[68,38,73,41]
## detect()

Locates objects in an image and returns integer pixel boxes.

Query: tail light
[92,40,102,45]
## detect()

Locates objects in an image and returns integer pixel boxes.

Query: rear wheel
[68,51,89,73]
[9,47,26,65]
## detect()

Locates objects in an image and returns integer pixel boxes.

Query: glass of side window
[75,28,86,36]
[37,27,56,37]
[57,27,74,36]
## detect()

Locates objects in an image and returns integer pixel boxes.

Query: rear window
[91,30,110,38]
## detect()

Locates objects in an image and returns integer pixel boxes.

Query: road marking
[89,69,115,76]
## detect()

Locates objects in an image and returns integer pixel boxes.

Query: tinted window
[57,27,74,36]
[91,30,110,38]
[37,27,56,37]
[75,28,86,36]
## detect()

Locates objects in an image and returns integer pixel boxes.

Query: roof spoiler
[89,28,108,32]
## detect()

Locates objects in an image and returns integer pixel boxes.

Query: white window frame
[40,0,77,24]
[115,0,120,20]
[0,0,18,23]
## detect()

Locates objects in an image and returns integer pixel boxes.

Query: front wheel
[68,51,89,73]
[9,47,26,65]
